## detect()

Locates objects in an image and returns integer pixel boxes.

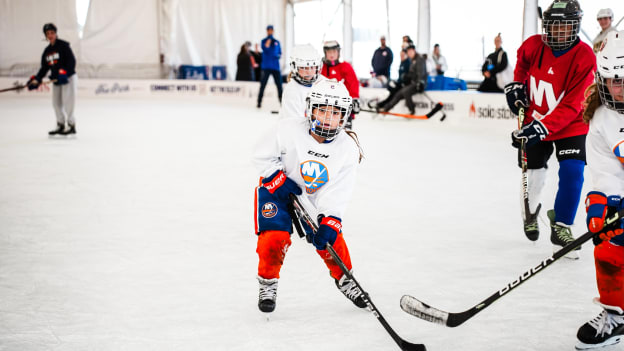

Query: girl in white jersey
[278,44,325,120]
[576,30,624,350]
[253,79,364,313]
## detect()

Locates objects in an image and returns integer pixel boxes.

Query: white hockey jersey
[278,75,327,121]
[253,118,360,220]
[587,106,624,196]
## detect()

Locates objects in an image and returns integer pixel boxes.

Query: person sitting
[373,48,411,109]
[377,44,427,115]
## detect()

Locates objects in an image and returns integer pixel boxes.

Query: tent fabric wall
[162,0,286,80]
[0,0,80,74]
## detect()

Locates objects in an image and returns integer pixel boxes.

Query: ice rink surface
[0,96,620,351]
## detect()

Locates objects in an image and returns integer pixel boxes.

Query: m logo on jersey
[613,141,624,165]
[261,202,278,218]
[300,160,329,194]
[530,76,565,117]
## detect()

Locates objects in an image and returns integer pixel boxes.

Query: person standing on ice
[27,23,77,136]
[575,30,624,350]
[504,0,595,258]
[278,44,325,121]
[320,40,360,130]
[252,79,365,313]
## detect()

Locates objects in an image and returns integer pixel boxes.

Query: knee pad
[257,230,292,279]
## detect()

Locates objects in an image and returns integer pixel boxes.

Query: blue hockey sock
[553,159,585,225]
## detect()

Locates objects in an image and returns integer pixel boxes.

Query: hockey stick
[518,107,541,240]
[361,101,444,121]
[400,208,624,328]
[0,81,27,93]
[422,92,447,121]
[288,194,426,351]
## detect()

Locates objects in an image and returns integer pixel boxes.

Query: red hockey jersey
[514,35,596,141]
[321,61,360,98]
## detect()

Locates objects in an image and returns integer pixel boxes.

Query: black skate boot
[48,123,65,136]
[576,299,624,350]
[60,124,76,136]
[335,272,367,309]
[548,209,580,259]
[523,204,541,241]
[257,276,278,313]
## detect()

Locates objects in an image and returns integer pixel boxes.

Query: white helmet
[305,79,352,140]
[290,44,322,86]
[597,8,613,20]
[596,30,624,114]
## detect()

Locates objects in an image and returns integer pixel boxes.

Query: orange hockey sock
[594,241,624,309]
[316,233,352,280]
[257,230,291,279]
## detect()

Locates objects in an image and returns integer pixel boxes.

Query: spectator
[257,25,283,108]
[374,48,411,109]
[250,43,262,82]
[401,35,414,50]
[593,8,615,53]
[236,42,254,81]
[427,44,447,76]
[478,33,508,93]
[377,44,427,115]
[371,35,393,80]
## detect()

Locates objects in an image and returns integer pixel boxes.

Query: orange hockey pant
[594,241,624,309]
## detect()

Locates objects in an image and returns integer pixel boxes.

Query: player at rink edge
[278,44,326,121]
[321,40,360,130]
[252,79,365,313]
[575,30,624,350]
[505,0,596,258]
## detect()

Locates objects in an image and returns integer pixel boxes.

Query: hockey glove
[310,215,341,250]
[56,69,68,85]
[352,98,361,114]
[27,75,40,90]
[262,170,302,202]
[586,192,624,241]
[504,82,528,116]
[511,119,548,148]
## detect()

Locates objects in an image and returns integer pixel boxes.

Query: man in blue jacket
[257,25,283,108]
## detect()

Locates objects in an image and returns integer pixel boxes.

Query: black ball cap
[43,23,57,34]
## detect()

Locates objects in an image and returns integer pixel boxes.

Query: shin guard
[594,241,624,310]
[257,230,291,279]
[316,233,352,280]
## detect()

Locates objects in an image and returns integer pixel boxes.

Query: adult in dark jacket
[378,45,427,115]
[371,36,393,79]
[257,25,283,108]
[478,34,508,93]
[236,42,254,81]
[374,49,410,109]
[27,23,77,136]
[250,43,262,82]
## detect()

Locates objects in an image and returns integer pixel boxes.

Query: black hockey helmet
[43,23,57,34]
[541,0,583,51]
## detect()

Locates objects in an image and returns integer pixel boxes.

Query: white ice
[0,96,618,351]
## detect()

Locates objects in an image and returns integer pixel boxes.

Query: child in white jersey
[278,44,325,120]
[253,79,364,313]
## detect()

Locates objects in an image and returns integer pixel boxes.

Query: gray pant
[52,75,77,126]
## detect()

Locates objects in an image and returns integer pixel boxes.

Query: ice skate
[257,276,278,313]
[576,299,624,350]
[60,123,76,136]
[548,209,580,259]
[48,123,65,136]
[335,272,367,309]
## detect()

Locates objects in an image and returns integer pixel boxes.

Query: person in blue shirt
[257,25,283,108]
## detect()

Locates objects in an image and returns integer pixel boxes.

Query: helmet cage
[306,86,352,140]
[596,72,624,114]
[541,19,580,51]
[290,58,321,86]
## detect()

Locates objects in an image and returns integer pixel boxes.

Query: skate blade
[553,245,580,260]
[575,335,622,349]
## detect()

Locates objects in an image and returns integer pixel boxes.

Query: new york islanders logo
[613,140,624,165]
[300,160,329,194]
[261,202,278,218]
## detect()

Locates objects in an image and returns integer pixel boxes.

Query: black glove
[511,119,548,148]
[27,75,40,91]
[352,98,360,114]
[504,82,528,116]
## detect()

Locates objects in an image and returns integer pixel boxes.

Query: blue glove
[511,119,548,148]
[504,82,528,116]
[310,215,341,250]
[56,69,68,85]
[27,75,39,90]
[262,170,302,202]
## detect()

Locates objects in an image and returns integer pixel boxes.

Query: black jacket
[404,55,427,88]
[236,52,254,81]
[371,47,393,77]
[35,39,76,84]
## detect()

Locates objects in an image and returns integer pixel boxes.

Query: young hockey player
[320,40,360,129]
[252,79,365,313]
[27,23,77,136]
[576,30,624,350]
[505,0,596,257]
[278,44,325,120]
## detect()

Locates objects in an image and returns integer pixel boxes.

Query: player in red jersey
[504,0,596,257]
[321,40,360,129]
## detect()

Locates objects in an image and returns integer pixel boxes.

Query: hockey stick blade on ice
[288,194,426,351]
[361,103,444,121]
[400,208,624,328]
